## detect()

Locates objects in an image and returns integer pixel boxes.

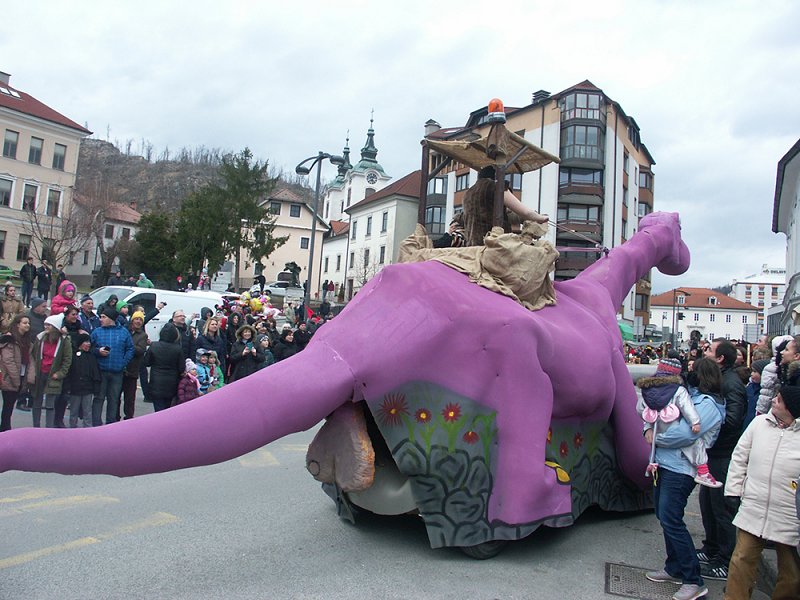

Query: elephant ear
[306,402,375,492]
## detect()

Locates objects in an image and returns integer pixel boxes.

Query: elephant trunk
[0,343,355,477]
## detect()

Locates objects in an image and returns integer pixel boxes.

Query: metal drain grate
[605,563,681,600]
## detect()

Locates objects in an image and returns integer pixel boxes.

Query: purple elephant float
[0,211,690,555]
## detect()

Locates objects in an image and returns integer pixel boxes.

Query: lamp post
[295,152,345,319]
[671,288,691,348]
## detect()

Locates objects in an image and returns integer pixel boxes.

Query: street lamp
[295,151,345,319]
[671,288,691,348]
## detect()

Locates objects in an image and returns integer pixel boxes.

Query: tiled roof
[346,170,421,213]
[270,187,303,202]
[328,220,349,237]
[105,202,141,224]
[651,287,759,311]
[0,81,91,134]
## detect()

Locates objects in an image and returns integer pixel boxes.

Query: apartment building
[0,72,91,273]
[650,288,760,345]
[768,138,800,335]
[731,264,786,333]
[424,81,656,331]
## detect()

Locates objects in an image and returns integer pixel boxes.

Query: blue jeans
[654,467,704,586]
[21,280,33,305]
[93,371,123,426]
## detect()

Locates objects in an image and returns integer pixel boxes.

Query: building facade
[0,71,91,274]
[423,81,656,331]
[731,264,786,334]
[650,287,760,345]
[768,138,800,335]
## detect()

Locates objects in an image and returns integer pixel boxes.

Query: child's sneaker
[694,471,722,488]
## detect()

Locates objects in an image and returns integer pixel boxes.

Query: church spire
[359,110,378,165]
[338,130,352,177]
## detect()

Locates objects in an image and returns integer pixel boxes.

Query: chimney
[531,90,550,104]
[424,119,441,137]
[0,72,10,85]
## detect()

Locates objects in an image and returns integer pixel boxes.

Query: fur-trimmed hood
[638,374,682,412]
[637,374,683,389]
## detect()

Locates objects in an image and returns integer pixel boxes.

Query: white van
[89,286,224,339]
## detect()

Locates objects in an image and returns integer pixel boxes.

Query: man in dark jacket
[698,339,747,580]
[27,297,48,338]
[36,259,52,301]
[78,295,101,334]
[107,270,124,286]
[169,310,196,361]
[294,322,312,351]
[19,257,37,307]
[144,323,185,411]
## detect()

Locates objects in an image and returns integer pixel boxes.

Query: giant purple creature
[0,211,689,552]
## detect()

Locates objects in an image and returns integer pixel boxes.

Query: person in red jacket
[49,280,78,316]
[176,359,202,405]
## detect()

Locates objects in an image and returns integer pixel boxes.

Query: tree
[174,187,229,280]
[351,248,382,292]
[21,201,95,268]
[201,148,287,289]
[125,212,178,286]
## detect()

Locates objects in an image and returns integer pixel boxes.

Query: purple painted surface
[0,212,689,529]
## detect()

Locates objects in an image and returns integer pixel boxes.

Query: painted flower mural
[378,393,408,427]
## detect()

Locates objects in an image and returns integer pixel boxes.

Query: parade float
[0,101,689,558]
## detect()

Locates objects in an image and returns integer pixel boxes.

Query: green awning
[618,322,635,341]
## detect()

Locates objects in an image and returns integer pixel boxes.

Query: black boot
[16,398,31,412]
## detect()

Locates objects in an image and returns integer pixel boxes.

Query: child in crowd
[638,356,722,488]
[49,280,78,316]
[195,349,211,394]
[207,351,224,390]
[256,334,275,370]
[65,333,101,428]
[176,359,202,405]
[744,359,769,429]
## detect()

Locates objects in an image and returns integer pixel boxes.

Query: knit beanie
[101,307,119,322]
[655,357,682,377]
[185,358,197,372]
[131,310,145,322]
[116,300,128,312]
[772,335,794,353]
[44,315,63,329]
[30,297,46,310]
[779,385,800,420]
[76,332,91,347]
[751,359,770,375]
[80,294,93,304]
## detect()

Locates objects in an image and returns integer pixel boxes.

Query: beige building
[235,187,327,294]
[0,71,91,273]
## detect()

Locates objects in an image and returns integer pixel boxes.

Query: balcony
[556,219,602,240]
[555,253,599,272]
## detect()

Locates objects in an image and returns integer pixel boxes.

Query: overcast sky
[2,0,797,294]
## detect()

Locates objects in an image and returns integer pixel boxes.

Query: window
[3,130,18,158]
[725,314,731,323]
[379,245,386,264]
[347,188,352,207]
[0,178,11,206]
[366,216,372,237]
[349,251,354,269]
[300,237,309,249]
[67,251,74,266]
[324,202,329,219]
[504,173,523,191]
[742,315,748,324]
[122,227,131,240]
[639,172,653,190]
[637,202,650,217]
[351,220,357,240]
[0,230,5,258]
[363,248,370,268]
[455,173,470,191]
[677,295,685,305]
[52,143,66,170]
[339,201,344,215]
[324,257,329,273]
[709,296,717,306]
[623,153,629,174]
[558,92,603,120]
[104,224,115,239]
[46,189,61,216]
[22,184,37,211]
[41,238,55,263]
[709,313,716,322]
[556,203,601,223]
[28,137,43,165]
[290,204,301,218]
[693,313,699,322]
[427,177,448,195]
[268,201,281,215]
[16,234,31,261]
[82,250,89,265]
[336,254,341,271]
[635,293,647,311]
[381,211,388,233]
[622,188,628,207]
[560,125,603,161]
[425,205,445,235]
[559,167,603,187]
[365,188,375,197]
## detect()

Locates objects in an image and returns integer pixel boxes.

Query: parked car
[249,280,304,300]
[0,264,17,280]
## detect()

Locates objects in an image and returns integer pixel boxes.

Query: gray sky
[3,0,797,294]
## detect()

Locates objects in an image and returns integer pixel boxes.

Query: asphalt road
[1,399,742,600]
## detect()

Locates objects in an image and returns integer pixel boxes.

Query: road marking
[279,444,309,453]
[0,512,179,570]
[238,449,280,467]
[0,495,119,518]
[0,487,51,504]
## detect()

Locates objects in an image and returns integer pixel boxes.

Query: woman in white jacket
[723,378,800,599]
